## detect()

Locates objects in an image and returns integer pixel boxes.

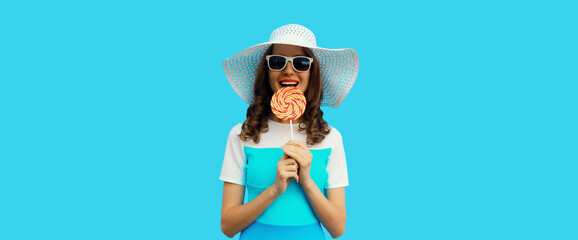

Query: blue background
[1,0,576,239]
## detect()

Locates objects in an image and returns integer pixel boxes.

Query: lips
[279,79,299,88]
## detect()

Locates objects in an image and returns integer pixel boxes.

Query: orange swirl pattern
[271,87,306,120]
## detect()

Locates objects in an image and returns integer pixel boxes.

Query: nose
[282,60,296,75]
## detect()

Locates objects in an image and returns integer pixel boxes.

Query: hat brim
[223,42,359,108]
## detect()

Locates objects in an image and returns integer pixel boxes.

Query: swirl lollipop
[271,87,306,140]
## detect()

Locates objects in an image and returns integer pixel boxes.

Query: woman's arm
[280,140,347,239]
[221,157,300,238]
[301,184,346,239]
[220,182,279,238]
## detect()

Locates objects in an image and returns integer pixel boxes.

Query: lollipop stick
[290,120,294,140]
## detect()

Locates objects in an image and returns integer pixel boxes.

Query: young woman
[219,24,359,239]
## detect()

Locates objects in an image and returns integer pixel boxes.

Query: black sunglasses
[265,55,314,72]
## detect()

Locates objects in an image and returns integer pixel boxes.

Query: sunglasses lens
[293,57,311,72]
[268,56,286,70]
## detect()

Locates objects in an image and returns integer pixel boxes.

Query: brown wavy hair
[239,45,330,147]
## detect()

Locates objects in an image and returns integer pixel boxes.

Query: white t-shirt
[219,119,349,189]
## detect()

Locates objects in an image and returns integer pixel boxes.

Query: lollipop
[271,87,306,120]
[271,87,306,139]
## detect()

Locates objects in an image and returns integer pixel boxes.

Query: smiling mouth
[280,79,299,88]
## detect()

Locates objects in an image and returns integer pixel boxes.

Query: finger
[282,161,296,168]
[286,140,308,150]
[287,164,298,172]
[282,143,302,151]
[285,141,311,158]
[285,158,297,166]
[285,143,312,161]
[284,171,299,182]
[279,155,295,167]
[285,157,297,165]
[281,145,298,158]
[287,142,313,159]
[282,172,299,183]
[286,140,305,146]
[281,172,292,181]
[285,158,300,170]
[279,165,292,172]
[281,158,299,168]
[282,147,305,165]
[284,144,308,157]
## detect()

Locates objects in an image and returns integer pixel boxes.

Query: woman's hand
[271,155,300,196]
[281,140,313,185]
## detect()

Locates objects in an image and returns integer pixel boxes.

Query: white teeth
[280,82,298,87]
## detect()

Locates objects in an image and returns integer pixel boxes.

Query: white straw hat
[222,24,359,108]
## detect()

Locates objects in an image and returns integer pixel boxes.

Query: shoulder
[225,123,244,143]
[229,123,243,136]
[326,125,343,142]
[312,125,343,149]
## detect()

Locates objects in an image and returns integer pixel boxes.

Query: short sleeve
[325,128,349,189]
[219,124,246,185]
